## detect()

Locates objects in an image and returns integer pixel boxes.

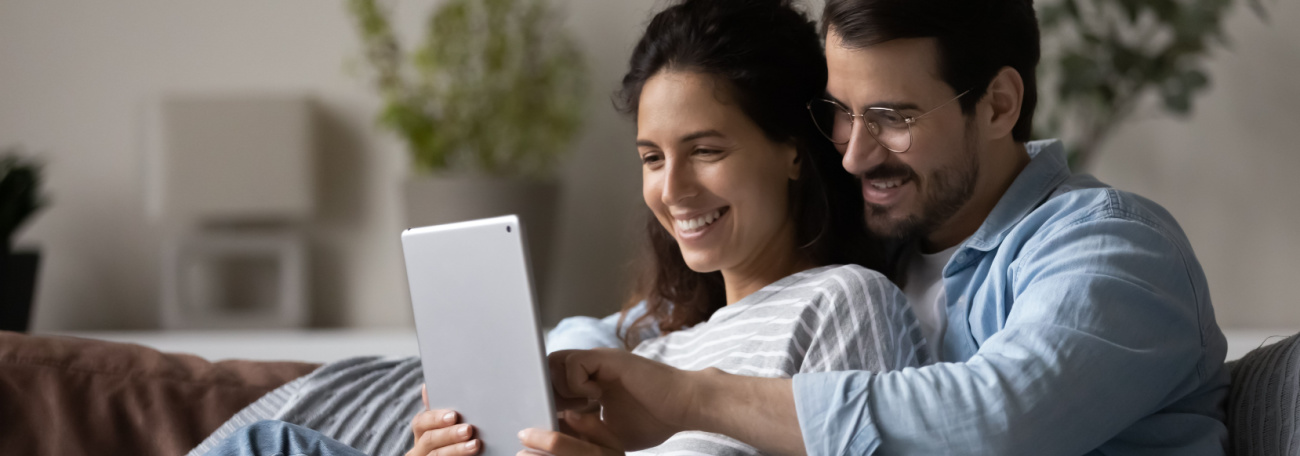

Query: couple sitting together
[15,0,1233,454]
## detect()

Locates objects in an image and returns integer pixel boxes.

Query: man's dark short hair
[822,0,1041,142]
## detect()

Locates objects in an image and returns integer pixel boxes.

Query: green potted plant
[346,0,587,295]
[1,148,47,332]
[1036,0,1268,169]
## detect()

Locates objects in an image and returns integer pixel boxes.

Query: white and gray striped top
[627,264,929,456]
[191,265,927,456]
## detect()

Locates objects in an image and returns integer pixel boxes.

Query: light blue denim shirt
[792,139,1229,455]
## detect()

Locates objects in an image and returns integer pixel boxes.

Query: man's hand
[517,410,623,456]
[547,349,693,450]
[548,349,806,456]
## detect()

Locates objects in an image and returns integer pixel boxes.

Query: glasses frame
[806,89,971,153]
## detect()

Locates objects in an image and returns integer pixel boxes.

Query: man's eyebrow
[635,139,658,148]
[823,93,850,107]
[869,101,922,111]
[822,93,922,112]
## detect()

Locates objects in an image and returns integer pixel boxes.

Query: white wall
[0,0,657,330]
[2,0,1295,331]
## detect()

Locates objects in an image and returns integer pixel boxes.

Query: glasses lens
[807,100,852,145]
[863,108,912,152]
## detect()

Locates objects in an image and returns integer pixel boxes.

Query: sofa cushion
[1226,332,1300,456]
[0,331,320,456]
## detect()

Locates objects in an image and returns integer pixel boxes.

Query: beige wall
[0,0,657,330]
[1090,1,1300,328]
[1,0,1295,330]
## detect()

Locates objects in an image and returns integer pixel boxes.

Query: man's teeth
[871,179,904,190]
[676,209,723,232]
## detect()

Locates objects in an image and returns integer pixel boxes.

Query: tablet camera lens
[506,226,512,233]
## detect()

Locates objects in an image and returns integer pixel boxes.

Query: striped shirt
[627,265,929,456]
[190,265,926,456]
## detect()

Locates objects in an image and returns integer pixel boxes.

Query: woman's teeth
[871,179,904,190]
[676,209,724,232]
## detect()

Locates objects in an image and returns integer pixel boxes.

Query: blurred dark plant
[346,0,588,176]
[0,148,46,253]
[1036,0,1269,169]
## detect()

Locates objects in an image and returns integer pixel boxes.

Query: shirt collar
[963,139,1072,252]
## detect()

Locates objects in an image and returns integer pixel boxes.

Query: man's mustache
[861,163,916,182]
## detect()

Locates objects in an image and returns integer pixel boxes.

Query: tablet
[401,215,555,455]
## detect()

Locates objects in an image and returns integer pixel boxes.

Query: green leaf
[345,0,588,176]
[1160,78,1193,114]
[1116,0,1142,23]
[1037,0,1261,170]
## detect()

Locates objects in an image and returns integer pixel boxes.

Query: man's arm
[687,369,805,455]
[556,216,1225,456]
[550,349,807,455]
[793,216,1226,455]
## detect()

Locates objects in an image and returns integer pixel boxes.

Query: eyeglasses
[806,90,970,153]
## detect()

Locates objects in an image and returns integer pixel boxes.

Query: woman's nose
[660,159,699,204]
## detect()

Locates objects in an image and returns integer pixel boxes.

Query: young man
[536,0,1230,454]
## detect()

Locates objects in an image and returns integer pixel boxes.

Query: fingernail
[459,425,471,437]
[517,429,527,440]
[465,440,478,450]
[443,412,456,423]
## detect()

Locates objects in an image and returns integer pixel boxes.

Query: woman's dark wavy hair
[615,0,886,347]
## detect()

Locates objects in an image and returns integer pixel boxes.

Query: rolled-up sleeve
[793,216,1225,455]
[794,370,882,456]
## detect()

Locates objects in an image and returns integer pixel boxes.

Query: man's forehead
[824,35,947,106]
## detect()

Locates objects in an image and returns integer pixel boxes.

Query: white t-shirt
[903,244,959,359]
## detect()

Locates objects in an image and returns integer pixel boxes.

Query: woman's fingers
[517,428,616,456]
[406,409,481,456]
[411,424,478,456]
[411,409,459,439]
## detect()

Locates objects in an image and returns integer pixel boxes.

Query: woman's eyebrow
[679,129,724,142]
[636,130,724,149]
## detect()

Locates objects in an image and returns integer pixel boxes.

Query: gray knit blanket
[1227,332,1300,456]
[188,310,647,456]
[188,356,424,456]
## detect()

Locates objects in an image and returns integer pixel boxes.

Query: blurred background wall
[0,0,1294,331]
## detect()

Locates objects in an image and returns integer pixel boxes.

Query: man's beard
[862,132,980,243]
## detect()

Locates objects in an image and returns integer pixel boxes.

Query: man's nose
[841,121,889,175]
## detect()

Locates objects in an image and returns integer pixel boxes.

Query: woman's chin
[679,254,723,274]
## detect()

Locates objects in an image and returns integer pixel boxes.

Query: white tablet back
[401,215,555,455]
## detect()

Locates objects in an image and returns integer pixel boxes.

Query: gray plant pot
[402,176,561,308]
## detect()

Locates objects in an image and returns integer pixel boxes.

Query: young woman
[196,1,928,455]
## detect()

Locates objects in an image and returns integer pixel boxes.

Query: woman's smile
[673,206,731,240]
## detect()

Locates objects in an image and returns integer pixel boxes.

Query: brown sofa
[0,331,320,456]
